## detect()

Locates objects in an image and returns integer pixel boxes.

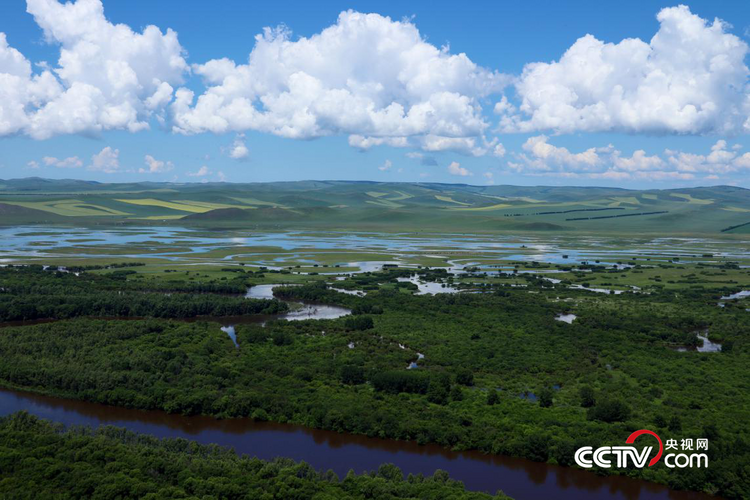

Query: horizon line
[1,177,747,192]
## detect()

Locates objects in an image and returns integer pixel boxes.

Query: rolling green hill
[0,178,748,235]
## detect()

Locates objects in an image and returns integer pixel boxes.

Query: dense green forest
[1,264,255,294]
[0,266,748,498]
[0,412,504,499]
[0,266,287,321]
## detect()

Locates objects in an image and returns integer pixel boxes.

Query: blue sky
[1,0,750,187]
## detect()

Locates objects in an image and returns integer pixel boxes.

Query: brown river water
[0,388,715,500]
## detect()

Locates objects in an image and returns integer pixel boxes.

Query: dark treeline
[0,265,251,295]
[0,293,286,322]
[565,211,668,221]
[0,412,503,500]
[720,221,750,233]
[503,207,625,217]
[0,266,286,321]
[61,262,146,272]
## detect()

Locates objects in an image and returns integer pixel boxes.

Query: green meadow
[1,178,749,235]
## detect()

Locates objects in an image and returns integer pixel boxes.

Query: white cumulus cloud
[88,146,119,173]
[172,11,507,154]
[0,0,187,139]
[666,140,750,175]
[507,136,750,181]
[499,5,750,135]
[41,155,83,168]
[139,154,173,174]
[447,161,472,176]
[516,135,605,172]
[378,159,393,171]
[227,134,249,160]
[187,165,210,177]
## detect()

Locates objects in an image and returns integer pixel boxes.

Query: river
[0,388,713,500]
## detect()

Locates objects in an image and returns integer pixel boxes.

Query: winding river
[0,388,713,500]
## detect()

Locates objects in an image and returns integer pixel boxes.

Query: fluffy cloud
[0,0,187,139]
[227,134,249,160]
[41,155,83,168]
[499,5,750,135]
[187,165,210,177]
[515,135,605,172]
[172,11,507,153]
[349,135,410,150]
[378,159,393,171]
[88,146,119,173]
[0,33,61,136]
[665,140,750,175]
[508,136,750,181]
[611,150,665,172]
[140,154,173,174]
[447,161,471,176]
[350,134,505,157]
[418,135,501,157]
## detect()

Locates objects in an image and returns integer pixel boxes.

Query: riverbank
[0,409,504,500]
[0,388,714,500]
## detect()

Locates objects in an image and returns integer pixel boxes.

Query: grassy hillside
[0,178,748,235]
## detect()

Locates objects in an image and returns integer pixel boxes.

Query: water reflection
[396,276,459,295]
[220,325,238,348]
[4,226,747,267]
[245,284,283,299]
[244,284,351,322]
[555,313,577,324]
[695,334,722,353]
[675,332,722,353]
[280,304,350,321]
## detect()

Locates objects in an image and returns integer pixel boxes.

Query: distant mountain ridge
[1,176,745,195]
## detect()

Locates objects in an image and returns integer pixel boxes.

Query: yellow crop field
[116,199,247,213]
[2,200,130,216]
[230,197,286,208]
[610,196,641,205]
[365,199,404,209]
[435,195,470,205]
[388,191,413,201]
[449,203,512,211]
[670,193,713,205]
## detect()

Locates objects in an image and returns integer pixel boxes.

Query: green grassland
[1,178,749,235]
